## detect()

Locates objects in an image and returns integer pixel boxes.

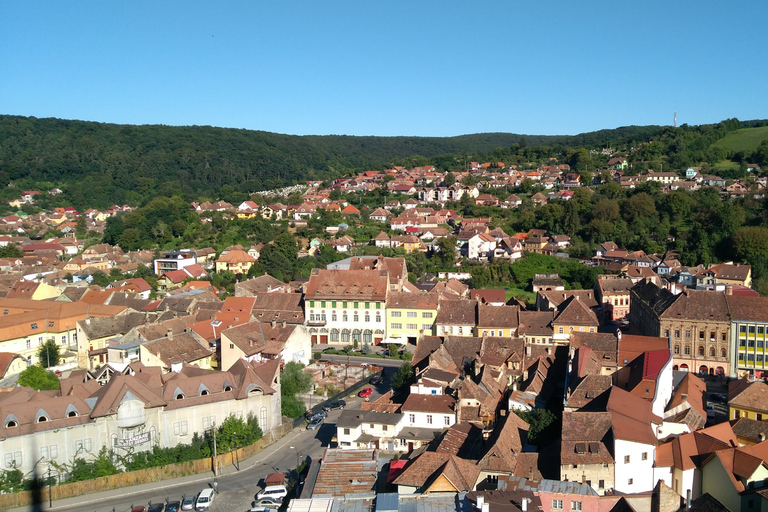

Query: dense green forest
[1,115,767,211]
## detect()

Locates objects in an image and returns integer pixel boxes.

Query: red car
[358,387,372,398]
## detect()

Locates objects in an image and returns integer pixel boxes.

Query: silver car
[181,496,196,511]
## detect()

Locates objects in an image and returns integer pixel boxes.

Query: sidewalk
[9,425,307,512]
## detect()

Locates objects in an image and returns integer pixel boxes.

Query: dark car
[148,504,165,512]
[166,502,181,512]
[369,376,382,385]
[323,399,346,411]
[710,393,727,403]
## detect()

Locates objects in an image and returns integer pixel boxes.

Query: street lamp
[212,420,218,476]
[289,446,300,468]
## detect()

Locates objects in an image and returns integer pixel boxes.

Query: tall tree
[37,338,60,368]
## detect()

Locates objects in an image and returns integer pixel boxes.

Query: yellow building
[215,249,256,274]
[386,291,439,345]
[728,380,768,421]
[0,298,126,364]
[6,281,61,301]
[475,304,520,338]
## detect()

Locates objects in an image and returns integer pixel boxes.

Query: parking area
[705,376,730,425]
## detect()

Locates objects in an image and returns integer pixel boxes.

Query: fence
[0,420,294,510]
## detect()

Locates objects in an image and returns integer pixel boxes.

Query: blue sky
[2,1,766,137]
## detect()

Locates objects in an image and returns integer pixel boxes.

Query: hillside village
[1,157,768,511]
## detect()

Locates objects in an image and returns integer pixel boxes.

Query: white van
[196,488,215,511]
[257,485,287,501]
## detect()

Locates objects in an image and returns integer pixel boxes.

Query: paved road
[10,369,396,512]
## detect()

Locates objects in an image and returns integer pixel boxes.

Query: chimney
[759,433,766,442]
[726,284,733,296]
[521,498,529,512]
[476,496,484,510]
[271,320,276,328]
[481,502,489,512]
[525,346,531,356]
[167,329,173,340]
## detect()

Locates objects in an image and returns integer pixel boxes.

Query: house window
[332,301,336,308]
[409,414,415,423]
[422,324,432,330]
[628,478,633,485]
[674,345,680,355]
[675,330,680,338]
[684,345,690,355]
[664,329,670,337]
[559,327,564,334]
[445,416,451,425]
[321,301,326,308]
[698,346,705,356]
[406,324,417,330]
[365,302,370,309]
[391,323,402,330]
[407,312,417,318]
[31,323,38,329]
[624,455,630,464]
[422,312,433,318]
[552,500,563,510]
[571,502,582,511]
[642,452,648,461]
[354,302,359,309]
[344,428,350,435]
[598,480,604,489]
[309,301,315,308]
[427,415,433,424]
[392,311,401,317]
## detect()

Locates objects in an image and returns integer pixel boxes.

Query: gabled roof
[553,296,599,326]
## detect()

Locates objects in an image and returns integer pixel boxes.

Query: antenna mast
[674,112,677,127]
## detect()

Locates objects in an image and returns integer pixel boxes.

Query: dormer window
[37,415,48,423]
[48,321,54,328]
[176,393,185,400]
[224,386,233,392]
[67,411,78,417]
[31,323,38,329]
[5,420,17,428]
[200,390,209,396]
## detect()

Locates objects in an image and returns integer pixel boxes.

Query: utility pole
[212,420,218,476]
[48,465,52,508]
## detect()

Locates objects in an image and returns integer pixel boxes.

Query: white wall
[401,409,455,429]
[614,439,656,493]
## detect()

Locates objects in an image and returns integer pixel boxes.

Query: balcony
[307,318,327,327]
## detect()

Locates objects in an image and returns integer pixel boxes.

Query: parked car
[369,376,382,385]
[195,488,215,511]
[307,416,324,430]
[148,503,165,512]
[257,485,288,501]
[131,507,146,512]
[165,502,181,512]
[706,404,716,419]
[252,497,282,509]
[323,399,346,411]
[358,387,373,398]
[249,508,271,512]
[305,409,327,420]
[181,496,195,510]
[710,393,727,403]
[181,496,196,511]
[54,370,62,377]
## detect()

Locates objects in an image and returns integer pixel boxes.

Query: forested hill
[0,114,765,210]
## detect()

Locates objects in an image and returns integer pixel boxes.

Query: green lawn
[505,287,536,306]
[712,159,740,171]
[711,126,768,154]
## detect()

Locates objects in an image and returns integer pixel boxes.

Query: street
[9,368,396,512]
